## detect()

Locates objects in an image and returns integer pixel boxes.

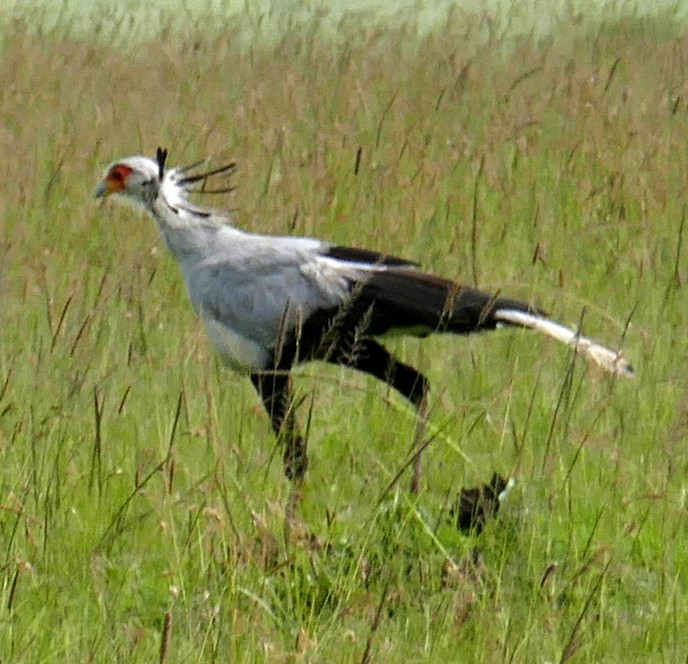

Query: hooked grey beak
[95,181,107,199]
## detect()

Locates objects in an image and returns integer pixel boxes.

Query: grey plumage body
[152,196,389,371]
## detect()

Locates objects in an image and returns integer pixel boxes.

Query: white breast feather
[203,314,270,372]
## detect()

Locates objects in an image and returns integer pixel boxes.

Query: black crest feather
[176,161,237,194]
[156,147,168,180]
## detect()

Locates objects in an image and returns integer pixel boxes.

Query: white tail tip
[495,309,635,379]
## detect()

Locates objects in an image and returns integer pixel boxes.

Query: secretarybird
[96,148,634,493]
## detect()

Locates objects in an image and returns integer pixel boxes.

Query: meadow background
[0,1,686,661]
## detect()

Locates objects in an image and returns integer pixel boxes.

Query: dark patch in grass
[453,472,508,535]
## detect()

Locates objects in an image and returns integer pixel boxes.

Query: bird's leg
[250,370,307,542]
[250,371,308,483]
[324,339,430,493]
[410,390,429,494]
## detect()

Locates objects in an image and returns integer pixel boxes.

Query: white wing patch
[300,258,356,303]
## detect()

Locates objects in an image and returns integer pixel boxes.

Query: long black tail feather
[358,269,543,337]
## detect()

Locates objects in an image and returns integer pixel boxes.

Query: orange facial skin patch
[105,164,133,194]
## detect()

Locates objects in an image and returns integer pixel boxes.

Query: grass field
[0,4,686,662]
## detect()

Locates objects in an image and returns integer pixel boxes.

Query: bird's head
[95,148,168,209]
[96,147,236,213]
